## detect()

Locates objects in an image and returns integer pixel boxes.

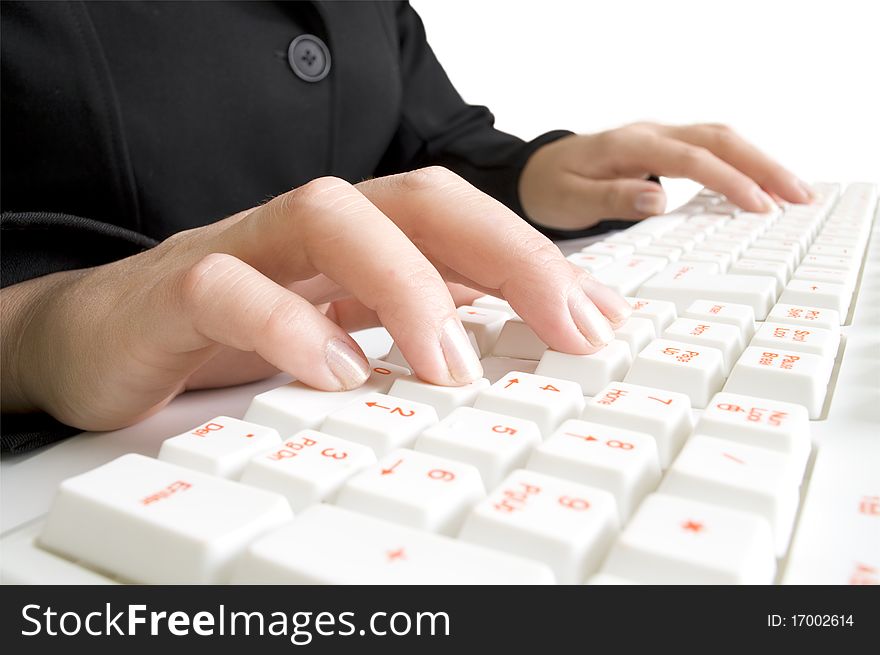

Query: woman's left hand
[518,122,814,231]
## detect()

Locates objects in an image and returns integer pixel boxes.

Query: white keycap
[699,238,744,259]
[415,407,542,489]
[653,236,696,252]
[244,360,410,436]
[459,469,619,584]
[157,416,281,479]
[534,342,632,396]
[492,316,548,360]
[582,382,693,468]
[660,435,803,555]
[682,299,755,341]
[634,245,683,262]
[528,419,661,521]
[724,347,833,419]
[766,303,841,334]
[38,454,293,584]
[808,243,859,259]
[239,430,376,511]
[740,247,799,275]
[601,493,776,584]
[727,259,787,295]
[581,242,635,260]
[666,226,707,243]
[320,392,438,456]
[793,265,856,287]
[662,318,743,374]
[638,262,777,319]
[592,256,668,295]
[335,448,484,535]
[606,231,654,247]
[694,392,811,467]
[478,356,538,383]
[750,321,839,359]
[625,297,677,333]
[457,305,509,355]
[813,234,865,250]
[474,371,585,436]
[679,250,730,272]
[231,504,553,584]
[613,316,656,356]
[783,440,880,585]
[779,279,852,319]
[623,338,725,408]
[0,523,119,585]
[800,253,859,271]
[388,375,490,418]
[566,252,615,272]
[752,236,805,259]
[472,295,517,317]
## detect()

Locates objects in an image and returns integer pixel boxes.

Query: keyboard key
[699,238,744,259]
[321,392,438,456]
[613,316,656,356]
[472,295,517,317]
[727,259,787,295]
[491,316,548,360]
[388,375,490,418]
[457,305,509,355]
[750,321,839,359]
[660,435,803,555]
[38,454,293,584]
[158,416,280,479]
[653,236,696,253]
[478,356,538,383]
[335,448,484,535]
[783,440,880,584]
[534,342,632,395]
[634,245,683,262]
[231,504,553,584]
[527,419,661,521]
[624,338,725,408]
[793,265,857,287]
[662,318,743,374]
[581,242,635,260]
[239,431,376,511]
[694,392,811,467]
[779,279,852,318]
[638,262,777,318]
[752,237,805,259]
[679,250,730,272]
[808,243,859,259]
[741,247,799,276]
[724,347,833,419]
[766,303,841,334]
[474,371,585,436]
[243,360,409,436]
[800,253,859,271]
[625,297,677,333]
[566,252,615,272]
[415,407,542,489]
[582,383,693,468]
[459,469,619,584]
[606,231,654,247]
[600,493,776,584]
[592,256,668,295]
[682,299,755,341]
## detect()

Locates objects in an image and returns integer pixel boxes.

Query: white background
[413,0,880,207]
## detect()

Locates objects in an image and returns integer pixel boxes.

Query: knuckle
[261,298,309,345]
[285,176,353,213]
[399,165,462,192]
[707,122,737,148]
[678,145,710,170]
[180,252,239,310]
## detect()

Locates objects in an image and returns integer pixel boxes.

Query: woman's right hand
[1,167,632,432]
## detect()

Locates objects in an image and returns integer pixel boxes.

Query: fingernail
[751,188,776,212]
[568,288,615,348]
[326,338,370,390]
[439,317,483,384]
[797,178,815,202]
[580,276,632,326]
[634,192,666,215]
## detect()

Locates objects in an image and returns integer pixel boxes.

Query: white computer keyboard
[2,183,878,585]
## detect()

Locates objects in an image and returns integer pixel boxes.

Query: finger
[668,124,814,204]
[175,252,371,391]
[560,175,667,221]
[357,167,631,354]
[628,134,778,212]
[217,177,482,386]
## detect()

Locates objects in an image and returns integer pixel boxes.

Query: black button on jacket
[1,0,575,452]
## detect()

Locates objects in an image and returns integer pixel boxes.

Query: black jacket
[0,0,609,452]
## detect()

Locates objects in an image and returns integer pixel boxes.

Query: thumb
[570,177,667,223]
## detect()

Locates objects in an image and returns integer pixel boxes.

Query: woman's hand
[518,122,814,231]
[1,167,632,431]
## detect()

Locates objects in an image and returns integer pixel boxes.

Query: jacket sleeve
[0,211,158,453]
[374,2,574,230]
